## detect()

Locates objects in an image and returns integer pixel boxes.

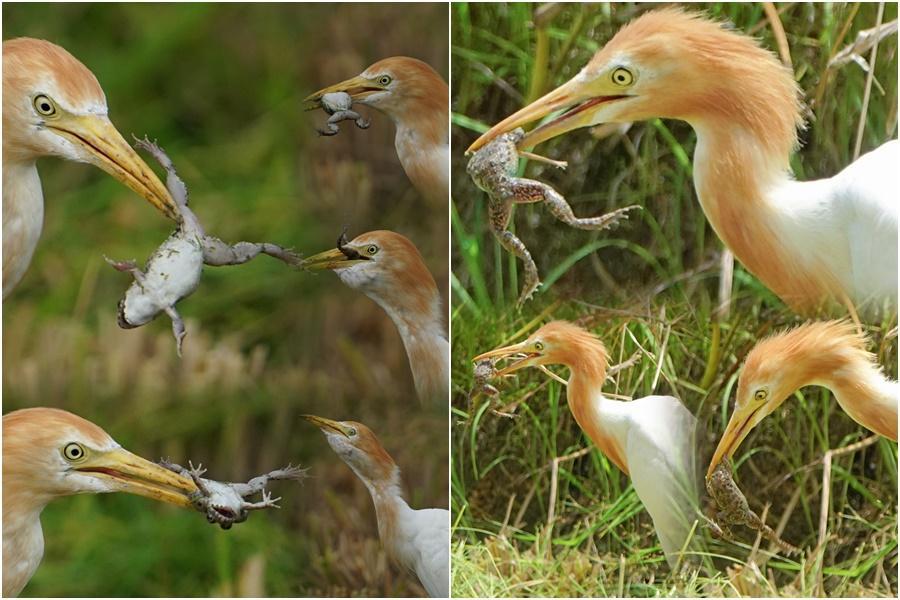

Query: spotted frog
[466,128,639,306]
[706,461,800,555]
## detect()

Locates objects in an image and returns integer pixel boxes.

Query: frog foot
[355,117,370,130]
[103,255,139,273]
[516,277,541,309]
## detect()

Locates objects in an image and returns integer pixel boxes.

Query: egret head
[467,8,801,160]
[707,321,872,478]
[474,320,608,376]
[301,415,397,484]
[304,56,447,123]
[2,408,197,509]
[2,38,178,219]
[302,229,438,318]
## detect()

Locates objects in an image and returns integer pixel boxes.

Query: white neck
[3,159,44,297]
[356,464,416,571]
[690,121,894,312]
[375,293,449,405]
[2,499,46,597]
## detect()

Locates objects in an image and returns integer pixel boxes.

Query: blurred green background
[3,3,448,597]
[451,2,897,597]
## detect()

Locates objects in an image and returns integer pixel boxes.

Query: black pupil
[41,102,50,111]
[69,447,80,457]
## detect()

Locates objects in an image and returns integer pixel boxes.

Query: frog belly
[122,235,204,325]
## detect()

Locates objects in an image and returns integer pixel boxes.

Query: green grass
[4,3,448,597]
[451,2,897,597]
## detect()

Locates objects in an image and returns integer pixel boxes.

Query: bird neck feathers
[692,124,842,310]
[558,334,630,475]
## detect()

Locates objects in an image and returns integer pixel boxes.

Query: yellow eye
[754,389,768,402]
[346,426,358,437]
[534,341,544,352]
[33,94,57,117]
[366,245,378,255]
[611,67,634,87]
[62,442,86,462]
[378,75,392,86]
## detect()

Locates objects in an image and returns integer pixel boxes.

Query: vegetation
[451,2,897,597]
[3,3,448,597]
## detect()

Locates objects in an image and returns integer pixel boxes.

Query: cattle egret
[305,57,449,205]
[474,320,699,568]
[708,320,898,478]
[468,9,898,316]
[302,230,448,405]
[302,415,449,597]
[2,408,198,597]
[3,38,179,297]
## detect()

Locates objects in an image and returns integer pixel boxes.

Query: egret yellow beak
[76,447,198,508]
[473,340,544,376]
[301,247,369,271]
[304,74,386,106]
[466,76,629,154]
[47,114,179,221]
[706,402,768,480]
[301,414,353,438]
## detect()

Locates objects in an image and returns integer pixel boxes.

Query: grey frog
[160,460,308,529]
[105,137,301,356]
[317,91,370,136]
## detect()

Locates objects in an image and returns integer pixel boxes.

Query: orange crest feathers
[3,38,106,109]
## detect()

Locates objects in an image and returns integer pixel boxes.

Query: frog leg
[488,202,540,307]
[519,150,567,170]
[318,114,341,136]
[507,176,641,231]
[242,489,282,511]
[132,135,189,215]
[163,305,187,357]
[103,256,148,285]
[200,238,302,268]
[349,110,370,130]
[233,465,309,496]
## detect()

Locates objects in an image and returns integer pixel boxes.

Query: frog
[466,128,640,306]
[706,461,800,555]
[316,91,370,136]
[159,460,308,529]
[105,136,301,356]
[468,358,500,402]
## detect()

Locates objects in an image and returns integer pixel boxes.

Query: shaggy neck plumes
[552,330,630,474]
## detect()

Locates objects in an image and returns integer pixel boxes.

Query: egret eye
[366,245,378,255]
[378,75,392,86]
[534,341,544,352]
[611,67,634,87]
[33,94,57,117]
[62,442,86,462]
[346,427,358,437]
[754,389,768,402]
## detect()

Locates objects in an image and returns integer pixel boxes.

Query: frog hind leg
[132,135,189,214]
[164,305,187,357]
[525,175,641,231]
[500,230,540,307]
[236,465,309,496]
[350,110,370,129]
[201,239,301,268]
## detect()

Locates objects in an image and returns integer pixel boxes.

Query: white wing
[408,507,449,597]
[623,395,700,568]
